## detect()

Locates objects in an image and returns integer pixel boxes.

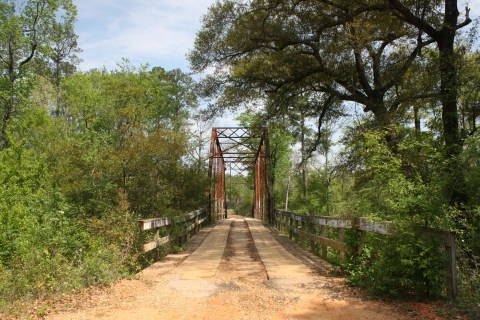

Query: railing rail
[274,209,456,298]
[139,207,208,253]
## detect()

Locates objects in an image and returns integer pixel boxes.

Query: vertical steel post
[264,128,275,225]
[207,129,216,222]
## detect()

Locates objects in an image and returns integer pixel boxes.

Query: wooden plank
[139,217,172,231]
[182,217,207,235]
[139,208,206,231]
[310,216,353,228]
[289,213,310,223]
[183,208,206,221]
[277,210,290,217]
[301,231,346,251]
[293,215,302,222]
[289,225,347,252]
[358,218,393,235]
[143,235,171,252]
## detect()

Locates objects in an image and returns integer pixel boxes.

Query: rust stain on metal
[208,127,274,222]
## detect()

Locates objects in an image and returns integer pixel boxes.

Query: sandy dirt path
[44,216,433,320]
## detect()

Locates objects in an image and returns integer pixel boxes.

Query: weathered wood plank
[278,220,348,252]
[276,209,392,235]
[182,217,207,235]
[141,208,207,252]
[139,208,206,231]
[311,216,353,228]
[143,235,170,252]
[294,228,347,251]
[139,217,172,231]
[358,218,393,235]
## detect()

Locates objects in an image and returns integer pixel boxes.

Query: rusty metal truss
[208,127,274,222]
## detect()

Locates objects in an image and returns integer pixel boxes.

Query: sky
[74,0,480,73]
[75,0,217,72]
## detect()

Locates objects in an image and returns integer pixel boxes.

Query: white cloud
[75,0,216,71]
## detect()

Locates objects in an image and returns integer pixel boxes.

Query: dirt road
[45,216,434,319]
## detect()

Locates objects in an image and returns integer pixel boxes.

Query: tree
[58,64,202,217]
[35,0,81,116]
[0,0,78,149]
[190,0,474,206]
[385,0,472,205]
[457,52,479,142]
[147,67,198,132]
[189,0,436,150]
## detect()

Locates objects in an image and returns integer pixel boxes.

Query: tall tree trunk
[1,56,16,150]
[300,111,307,199]
[324,146,330,215]
[0,105,12,150]
[285,164,291,211]
[388,0,470,205]
[438,0,468,205]
[371,99,400,154]
[414,105,421,136]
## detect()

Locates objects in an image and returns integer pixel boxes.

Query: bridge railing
[139,208,208,253]
[274,209,457,298]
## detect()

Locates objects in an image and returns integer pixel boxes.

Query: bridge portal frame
[208,127,274,223]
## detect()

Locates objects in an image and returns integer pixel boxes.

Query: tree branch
[381,38,435,93]
[350,26,374,95]
[388,0,439,39]
[304,95,335,162]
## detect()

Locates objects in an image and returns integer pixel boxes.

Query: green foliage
[346,232,446,298]
[0,61,206,314]
[341,126,445,224]
[0,0,79,148]
[456,245,480,318]
[463,132,480,206]
[329,126,452,297]
[226,173,253,216]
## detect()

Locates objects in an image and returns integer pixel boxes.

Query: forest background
[0,0,479,319]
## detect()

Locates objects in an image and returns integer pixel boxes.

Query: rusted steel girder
[208,127,274,223]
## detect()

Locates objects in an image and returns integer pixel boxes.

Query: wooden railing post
[289,214,293,240]
[309,217,316,255]
[352,217,364,257]
[321,224,328,260]
[195,211,199,234]
[294,218,299,243]
[301,218,306,249]
[280,211,284,232]
[445,232,457,299]
[338,228,345,261]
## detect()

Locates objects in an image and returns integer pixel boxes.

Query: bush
[345,231,446,298]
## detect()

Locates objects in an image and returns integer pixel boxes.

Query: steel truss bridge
[207,127,274,222]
